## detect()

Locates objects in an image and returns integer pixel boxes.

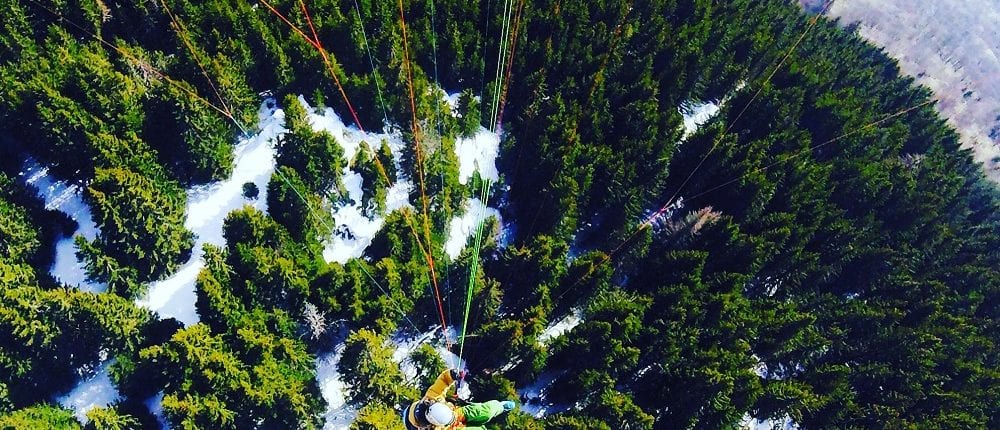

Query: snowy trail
[136,102,283,326]
[18,159,105,292]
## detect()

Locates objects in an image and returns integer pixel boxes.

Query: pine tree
[78,167,193,296]
[0,404,81,429]
[276,94,345,195]
[0,287,150,407]
[350,403,406,430]
[338,328,417,405]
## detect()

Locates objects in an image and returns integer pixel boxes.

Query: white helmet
[425,402,455,426]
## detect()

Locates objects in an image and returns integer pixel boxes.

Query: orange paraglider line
[397,0,450,344]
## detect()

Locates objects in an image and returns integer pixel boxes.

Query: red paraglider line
[398,0,450,345]
[260,0,364,131]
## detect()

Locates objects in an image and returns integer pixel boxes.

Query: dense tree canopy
[0,0,998,428]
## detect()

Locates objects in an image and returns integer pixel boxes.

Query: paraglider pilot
[403,369,515,429]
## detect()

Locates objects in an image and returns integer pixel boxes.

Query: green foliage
[78,167,193,296]
[0,287,149,408]
[124,319,322,430]
[545,416,612,430]
[0,404,81,430]
[0,178,43,287]
[143,81,235,184]
[0,0,999,428]
[408,343,447,389]
[338,328,417,405]
[457,89,482,138]
[84,406,142,430]
[0,194,40,264]
[214,206,316,317]
[268,166,331,243]
[350,403,406,430]
[318,257,415,334]
[276,94,345,195]
[352,140,393,216]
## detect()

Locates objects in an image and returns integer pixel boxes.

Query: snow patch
[18,159,104,292]
[538,308,583,346]
[518,372,571,418]
[455,129,500,185]
[443,91,462,116]
[742,414,799,430]
[444,198,501,259]
[518,310,585,418]
[136,101,283,326]
[681,101,720,137]
[299,98,418,265]
[57,362,119,423]
[316,346,357,430]
[393,329,466,378]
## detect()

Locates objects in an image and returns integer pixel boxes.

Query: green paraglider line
[457,0,522,371]
[458,177,493,364]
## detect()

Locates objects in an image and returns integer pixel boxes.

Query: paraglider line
[24,0,241,132]
[352,0,390,127]
[397,0,451,345]
[557,98,936,303]
[272,167,422,333]
[156,0,234,118]
[260,0,365,131]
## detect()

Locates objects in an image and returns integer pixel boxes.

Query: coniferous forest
[1,0,998,429]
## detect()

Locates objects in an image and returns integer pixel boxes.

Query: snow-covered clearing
[443,126,502,260]
[311,95,501,264]
[301,96,416,264]
[137,92,502,323]
[18,159,104,292]
[136,101,282,326]
[681,101,721,137]
[455,129,500,185]
[57,362,118,423]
